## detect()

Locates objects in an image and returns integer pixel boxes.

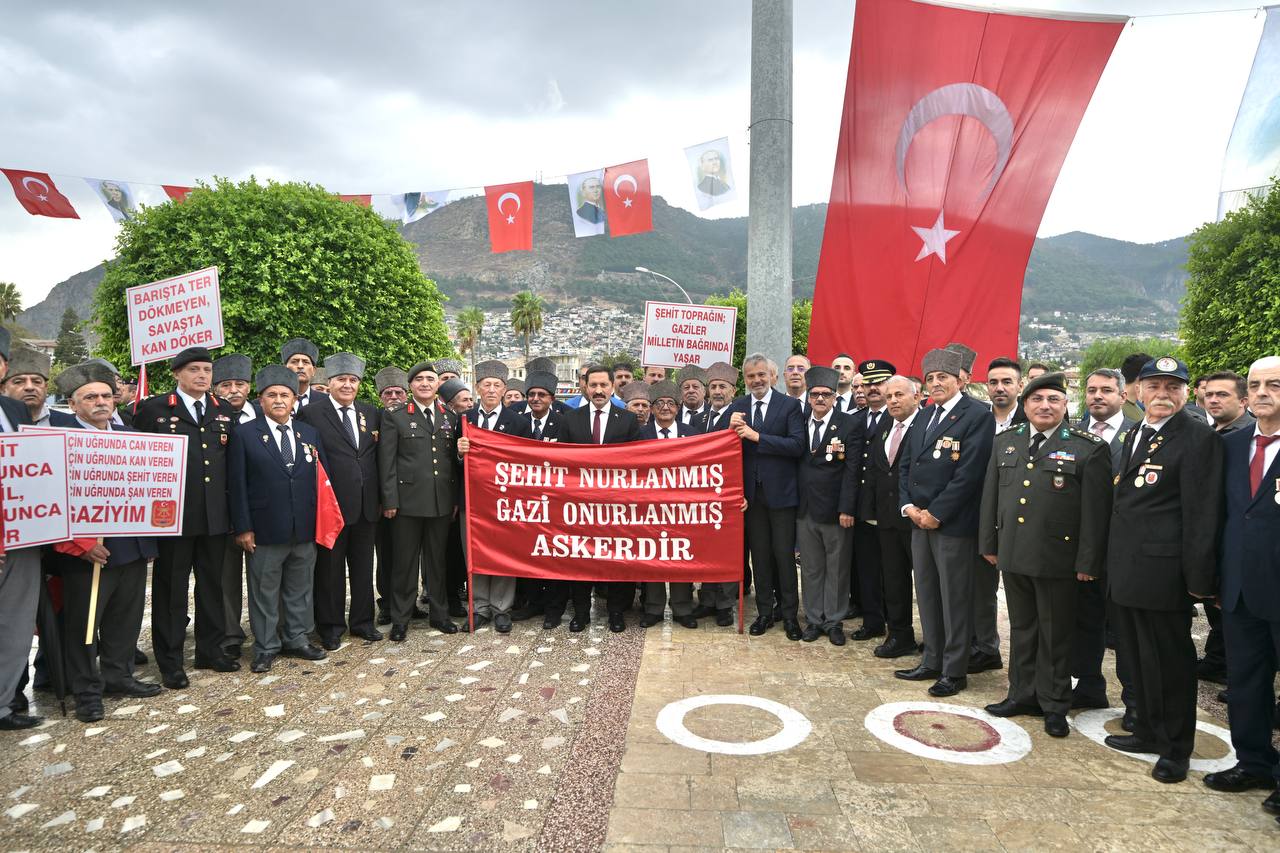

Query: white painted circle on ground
[1072,709,1237,773]
[864,701,1032,765]
[655,694,812,755]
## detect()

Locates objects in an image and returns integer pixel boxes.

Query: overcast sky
[0,0,1265,306]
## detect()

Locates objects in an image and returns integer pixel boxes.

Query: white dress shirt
[330,396,360,446]
[269,417,297,456]
[654,421,677,439]
[808,412,829,450]
[588,404,610,443]
[748,388,774,426]
[1249,424,1280,473]
[175,387,205,423]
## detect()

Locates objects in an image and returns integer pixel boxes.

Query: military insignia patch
[1053,475,1065,489]
[1156,356,1178,372]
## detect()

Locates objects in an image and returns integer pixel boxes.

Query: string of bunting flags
[0,135,739,255]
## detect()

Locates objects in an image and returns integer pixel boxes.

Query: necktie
[532,417,543,440]
[481,410,494,430]
[340,406,358,448]
[925,405,943,435]
[811,419,823,452]
[278,424,294,467]
[1132,425,1157,462]
[835,396,845,412]
[752,400,764,431]
[592,408,604,443]
[1091,421,1108,439]
[660,426,670,439]
[868,410,880,433]
[194,399,204,422]
[423,407,434,432]
[1029,432,1045,459]
[1250,434,1277,496]
[888,421,905,465]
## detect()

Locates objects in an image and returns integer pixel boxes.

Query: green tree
[705,289,813,365]
[1181,178,1280,376]
[1077,336,1179,384]
[0,282,21,321]
[53,307,89,367]
[509,291,544,363]
[455,306,486,378]
[92,178,449,398]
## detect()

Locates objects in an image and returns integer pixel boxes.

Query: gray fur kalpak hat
[280,338,319,365]
[473,360,509,383]
[56,361,117,396]
[922,348,963,378]
[324,352,366,380]
[213,353,252,385]
[256,364,299,395]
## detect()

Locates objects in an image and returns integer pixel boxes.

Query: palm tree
[0,282,21,322]
[455,307,486,379]
[510,291,544,364]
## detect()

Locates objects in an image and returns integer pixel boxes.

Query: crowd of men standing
[0,331,1277,822]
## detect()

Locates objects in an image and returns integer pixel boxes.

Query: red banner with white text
[464,425,744,582]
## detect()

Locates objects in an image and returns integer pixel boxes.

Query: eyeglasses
[784,365,808,373]
[653,399,676,408]
[808,391,833,400]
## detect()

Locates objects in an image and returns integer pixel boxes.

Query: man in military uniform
[2,345,52,425]
[213,353,255,658]
[373,366,409,625]
[979,372,1112,738]
[846,359,893,640]
[1103,356,1222,783]
[281,337,326,409]
[379,361,462,639]
[134,346,237,687]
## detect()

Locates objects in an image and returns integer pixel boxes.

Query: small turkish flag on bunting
[338,194,372,207]
[603,159,652,237]
[162,185,194,203]
[484,181,534,253]
[315,460,345,549]
[2,169,79,219]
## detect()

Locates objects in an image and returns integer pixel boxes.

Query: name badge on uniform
[1053,474,1065,490]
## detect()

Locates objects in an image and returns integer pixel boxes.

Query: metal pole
[746,0,793,375]
[635,267,694,305]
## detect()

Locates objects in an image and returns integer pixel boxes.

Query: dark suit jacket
[295,387,330,410]
[678,406,710,432]
[898,393,995,538]
[1106,408,1223,610]
[298,399,381,524]
[798,411,861,524]
[228,417,328,546]
[525,409,566,442]
[859,412,911,529]
[1079,413,1140,476]
[49,409,77,427]
[703,406,734,433]
[721,392,805,507]
[134,391,233,537]
[560,403,642,445]
[1218,426,1280,619]
[639,420,701,440]
[466,406,533,439]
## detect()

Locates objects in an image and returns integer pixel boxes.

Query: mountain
[18,187,1189,337]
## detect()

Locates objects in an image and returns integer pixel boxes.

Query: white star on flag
[623,198,633,207]
[506,215,515,224]
[911,211,960,263]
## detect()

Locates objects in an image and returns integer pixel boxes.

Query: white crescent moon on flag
[20,176,50,196]
[497,192,522,215]
[895,83,1014,200]
[613,174,638,197]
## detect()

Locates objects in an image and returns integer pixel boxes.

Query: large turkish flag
[2,169,79,219]
[604,159,653,237]
[484,181,534,253]
[808,0,1123,378]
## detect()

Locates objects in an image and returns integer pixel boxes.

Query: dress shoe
[966,651,1003,673]
[928,675,967,697]
[352,627,383,642]
[692,604,716,618]
[411,605,429,620]
[429,619,458,635]
[1070,693,1108,710]
[8,696,28,715]
[543,615,562,630]
[162,671,189,690]
[1152,756,1189,784]
[133,647,148,665]
[895,664,941,681]
[569,617,588,633]
[75,695,104,724]
[250,653,275,673]
[784,621,803,641]
[466,615,490,632]
[851,625,885,641]
[1044,712,1070,738]
[320,637,341,652]
[639,613,663,628]
[608,612,626,633]
[874,637,919,659]
[281,644,326,661]
[389,624,408,642]
[1196,658,1228,685]
[0,712,42,730]
[984,698,1043,718]
[1104,734,1157,754]
[801,624,822,642]
[494,614,512,634]
[676,615,698,629]
[748,616,773,636]
[828,627,846,647]
[194,655,240,673]
[103,679,162,699]
[376,609,392,626]
[845,604,864,620]
[1203,765,1277,793]
[1121,708,1138,733]
[715,609,734,627]
[1263,789,1280,815]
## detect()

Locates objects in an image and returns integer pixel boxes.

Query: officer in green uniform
[978,372,1112,738]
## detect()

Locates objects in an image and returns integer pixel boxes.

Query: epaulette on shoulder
[1069,426,1102,442]
[1015,423,1027,434]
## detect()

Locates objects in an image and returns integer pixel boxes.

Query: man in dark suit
[1204,356,1280,813]
[298,352,383,649]
[724,354,806,639]
[1103,357,1222,784]
[228,365,329,673]
[860,375,922,658]
[558,364,643,632]
[134,346,237,688]
[436,376,472,619]
[845,359,893,641]
[979,372,1112,738]
[282,337,328,410]
[379,361,462,639]
[676,366,710,430]
[372,366,409,625]
[896,348,995,697]
[213,353,256,658]
[690,362,741,626]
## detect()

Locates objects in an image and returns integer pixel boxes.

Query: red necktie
[592,408,604,444]
[888,421,905,465]
[1250,434,1277,496]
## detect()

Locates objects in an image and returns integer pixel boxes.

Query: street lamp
[635,266,693,305]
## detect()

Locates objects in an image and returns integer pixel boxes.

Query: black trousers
[375,517,394,613]
[877,525,916,643]
[1070,577,1109,705]
[1222,599,1280,781]
[63,558,147,696]
[1202,603,1227,671]
[746,492,797,621]
[1110,599,1137,712]
[853,521,884,631]
[1113,603,1197,761]
[445,520,466,609]
[314,517,376,640]
[152,534,227,674]
[391,514,451,625]
[515,577,549,613]
[545,580,592,621]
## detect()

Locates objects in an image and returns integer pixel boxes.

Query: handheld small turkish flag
[807,0,1123,378]
[2,169,79,219]
[162,185,193,203]
[315,460,344,549]
[338,194,372,207]
[484,181,534,253]
[603,159,652,237]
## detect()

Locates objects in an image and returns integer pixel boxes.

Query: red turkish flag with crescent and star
[2,169,79,219]
[807,0,1123,378]
[603,159,653,237]
[162,185,193,203]
[484,181,534,253]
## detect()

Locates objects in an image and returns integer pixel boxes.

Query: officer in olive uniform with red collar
[134,346,238,688]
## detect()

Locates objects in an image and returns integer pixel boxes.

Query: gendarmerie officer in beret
[299,352,383,648]
[134,346,237,688]
[372,366,410,625]
[213,353,255,657]
[378,360,462,638]
[978,372,1112,738]
[1103,356,1223,783]
[281,337,327,410]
